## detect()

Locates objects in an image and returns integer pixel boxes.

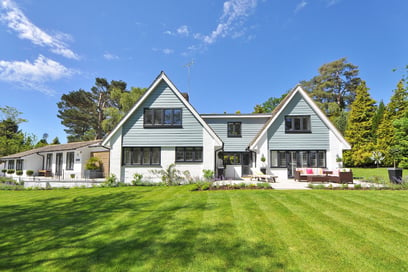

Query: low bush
[103,174,118,187]
[131,173,143,186]
[7,169,15,175]
[26,170,34,176]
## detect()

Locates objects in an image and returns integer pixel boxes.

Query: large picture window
[123,147,161,166]
[270,150,326,168]
[144,108,182,128]
[7,160,14,170]
[176,147,203,162]
[285,116,311,133]
[227,122,241,137]
[66,152,74,170]
[45,154,53,170]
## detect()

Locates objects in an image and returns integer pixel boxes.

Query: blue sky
[0,0,407,143]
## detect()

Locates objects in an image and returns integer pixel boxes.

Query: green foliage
[7,169,15,174]
[131,173,143,186]
[16,170,23,176]
[253,92,288,113]
[85,157,102,170]
[301,57,362,123]
[26,170,34,176]
[150,164,182,186]
[370,151,385,168]
[1,169,7,174]
[103,174,118,187]
[393,114,408,168]
[202,169,214,181]
[344,81,377,166]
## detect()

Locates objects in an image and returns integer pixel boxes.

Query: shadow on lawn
[0,189,288,271]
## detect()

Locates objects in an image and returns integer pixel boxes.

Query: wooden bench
[38,170,52,177]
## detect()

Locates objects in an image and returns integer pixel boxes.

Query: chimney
[181,92,189,102]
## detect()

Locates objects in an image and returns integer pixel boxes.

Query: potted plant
[336,155,343,168]
[388,148,403,184]
[260,154,267,174]
[26,170,34,179]
[7,169,15,175]
[85,157,103,179]
[1,169,7,176]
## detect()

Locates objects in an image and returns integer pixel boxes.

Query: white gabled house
[102,72,350,183]
[102,72,223,183]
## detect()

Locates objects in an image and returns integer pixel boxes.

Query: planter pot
[85,170,104,179]
[388,168,403,184]
[260,167,266,174]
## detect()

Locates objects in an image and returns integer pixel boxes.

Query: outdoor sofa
[295,168,353,183]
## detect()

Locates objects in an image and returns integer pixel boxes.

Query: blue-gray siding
[122,80,204,146]
[204,117,268,152]
[268,92,329,150]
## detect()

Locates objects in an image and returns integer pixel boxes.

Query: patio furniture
[38,170,52,177]
[327,170,353,184]
[250,168,277,183]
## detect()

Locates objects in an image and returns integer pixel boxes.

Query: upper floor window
[228,122,241,137]
[144,108,182,128]
[285,116,311,133]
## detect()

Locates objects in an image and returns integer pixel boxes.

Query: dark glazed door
[55,153,63,176]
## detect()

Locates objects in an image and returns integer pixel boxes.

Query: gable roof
[1,140,102,160]
[249,85,351,150]
[102,71,223,147]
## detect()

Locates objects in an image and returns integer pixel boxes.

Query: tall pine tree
[376,79,408,165]
[344,81,376,166]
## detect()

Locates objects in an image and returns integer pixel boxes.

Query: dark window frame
[175,147,203,162]
[144,108,182,128]
[270,150,326,168]
[122,147,161,166]
[7,160,15,170]
[66,152,75,170]
[45,154,53,171]
[285,115,311,133]
[16,159,23,171]
[227,122,242,137]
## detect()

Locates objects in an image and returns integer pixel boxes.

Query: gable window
[7,160,15,170]
[16,159,23,171]
[66,152,75,170]
[228,122,241,137]
[285,116,311,133]
[45,154,53,170]
[123,147,161,166]
[176,147,203,162]
[144,108,182,128]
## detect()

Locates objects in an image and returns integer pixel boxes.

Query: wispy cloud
[294,0,307,13]
[103,53,119,60]
[197,0,258,44]
[177,25,189,36]
[0,55,75,95]
[0,0,79,59]
[326,0,340,7]
[152,48,174,55]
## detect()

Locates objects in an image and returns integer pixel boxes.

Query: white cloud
[294,0,307,13]
[103,53,119,60]
[0,55,75,95]
[177,25,189,36]
[0,0,79,59]
[152,48,174,55]
[198,0,258,44]
[326,0,340,7]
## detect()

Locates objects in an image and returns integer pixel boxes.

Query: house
[0,140,108,180]
[102,72,350,183]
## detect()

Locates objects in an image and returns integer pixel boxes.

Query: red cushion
[306,168,313,174]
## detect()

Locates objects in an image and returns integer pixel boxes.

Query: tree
[393,114,408,168]
[376,79,408,165]
[301,58,362,131]
[0,106,33,156]
[371,100,385,137]
[343,81,377,166]
[253,93,288,113]
[51,137,60,145]
[35,133,49,148]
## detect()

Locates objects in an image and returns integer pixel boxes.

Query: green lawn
[1,187,408,271]
[351,167,390,180]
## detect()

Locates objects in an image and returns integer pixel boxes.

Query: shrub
[70,174,75,179]
[257,182,270,189]
[150,164,182,186]
[26,170,34,176]
[103,174,118,187]
[202,169,214,181]
[1,169,7,175]
[16,170,23,176]
[85,157,102,170]
[354,184,362,190]
[201,183,210,191]
[131,173,143,186]
[7,169,15,175]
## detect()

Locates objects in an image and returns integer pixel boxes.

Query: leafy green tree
[35,133,49,148]
[343,81,377,166]
[376,79,408,165]
[371,100,385,137]
[393,114,408,168]
[51,137,60,145]
[253,93,288,113]
[301,58,362,132]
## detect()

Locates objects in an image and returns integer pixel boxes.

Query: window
[144,108,182,128]
[45,154,53,170]
[270,150,326,168]
[16,159,23,171]
[228,122,241,137]
[176,147,203,162]
[7,160,15,170]
[223,153,242,165]
[66,152,74,170]
[285,116,311,133]
[122,147,161,166]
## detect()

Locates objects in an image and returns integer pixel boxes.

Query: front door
[287,151,297,178]
[55,153,63,176]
